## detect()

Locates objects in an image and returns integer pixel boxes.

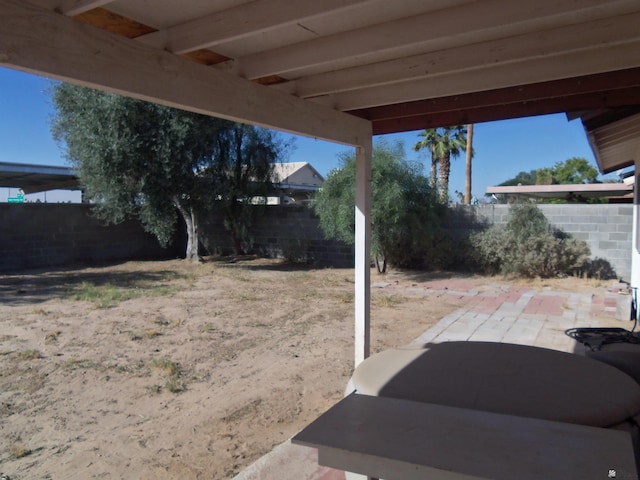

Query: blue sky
[0,66,614,202]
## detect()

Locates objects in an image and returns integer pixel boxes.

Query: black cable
[564,327,640,351]
[566,288,640,349]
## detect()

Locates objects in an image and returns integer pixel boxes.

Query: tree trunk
[175,199,200,262]
[464,123,474,204]
[229,221,245,256]
[184,209,199,262]
[439,153,451,203]
[430,146,438,190]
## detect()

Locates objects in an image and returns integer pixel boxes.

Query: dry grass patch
[0,258,615,479]
[66,272,183,308]
[16,349,41,361]
[44,330,61,344]
[372,293,406,307]
[63,358,100,371]
[9,444,32,460]
[335,291,354,303]
[129,328,163,341]
[150,357,185,393]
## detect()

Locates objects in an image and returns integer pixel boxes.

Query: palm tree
[414,125,467,202]
[413,129,440,191]
[464,123,474,204]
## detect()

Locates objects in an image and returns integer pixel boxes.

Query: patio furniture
[349,342,640,427]
[568,327,640,384]
[294,341,640,479]
[293,393,638,480]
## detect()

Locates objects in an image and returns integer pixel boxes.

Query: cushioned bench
[576,342,640,385]
[349,341,640,428]
[293,393,639,480]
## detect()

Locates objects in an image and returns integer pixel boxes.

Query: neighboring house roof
[272,162,324,191]
[0,160,326,195]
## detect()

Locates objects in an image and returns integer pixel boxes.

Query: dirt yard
[0,257,614,479]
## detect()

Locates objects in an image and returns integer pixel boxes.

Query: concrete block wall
[200,204,354,267]
[201,203,633,278]
[0,204,180,272]
[0,202,631,277]
[468,204,633,281]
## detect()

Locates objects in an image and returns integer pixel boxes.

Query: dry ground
[0,257,613,479]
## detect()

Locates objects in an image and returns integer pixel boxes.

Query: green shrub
[470,202,591,278]
[314,139,443,273]
[508,235,589,278]
[505,203,548,240]
[281,237,309,264]
[575,257,618,280]
[469,226,508,275]
[423,231,477,271]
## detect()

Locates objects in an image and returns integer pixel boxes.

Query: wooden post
[632,165,640,291]
[354,140,372,367]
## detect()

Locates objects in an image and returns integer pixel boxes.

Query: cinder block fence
[446,204,633,281]
[0,203,633,280]
[199,204,354,267]
[0,203,180,271]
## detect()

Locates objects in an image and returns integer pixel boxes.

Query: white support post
[632,164,640,291]
[354,140,372,368]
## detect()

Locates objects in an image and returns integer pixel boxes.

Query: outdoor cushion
[582,343,640,385]
[351,341,640,428]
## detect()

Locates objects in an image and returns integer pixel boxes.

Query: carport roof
[486,182,634,201]
[0,161,79,194]
[2,0,640,170]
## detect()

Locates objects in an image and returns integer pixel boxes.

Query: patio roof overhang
[3,1,640,153]
[3,0,640,365]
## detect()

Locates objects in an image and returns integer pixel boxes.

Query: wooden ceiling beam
[236,0,632,79]
[58,0,114,16]
[136,0,373,55]
[280,11,640,99]
[72,7,156,38]
[0,0,371,146]
[364,86,640,135]
[352,69,640,122]
[331,40,640,111]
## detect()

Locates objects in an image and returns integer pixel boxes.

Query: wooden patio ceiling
[2,0,640,172]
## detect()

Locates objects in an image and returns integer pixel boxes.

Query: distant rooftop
[272,162,324,188]
[0,161,326,195]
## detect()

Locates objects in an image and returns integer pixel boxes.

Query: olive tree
[51,83,285,261]
[314,139,443,273]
